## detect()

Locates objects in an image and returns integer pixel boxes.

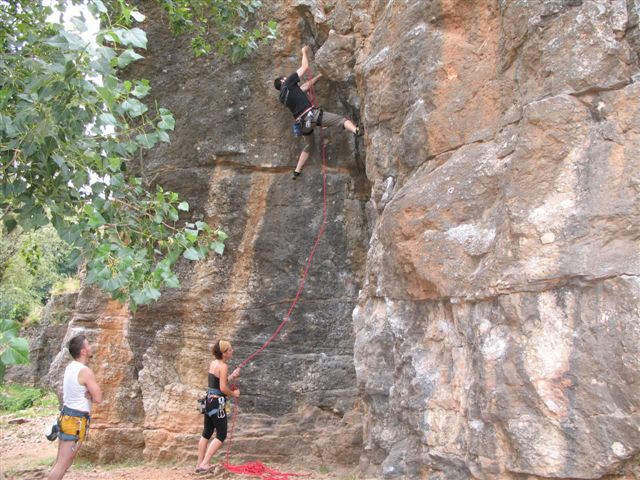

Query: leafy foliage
[0,319,29,383]
[157,0,277,59]
[0,225,78,323]
[1,0,228,311]
[0,383,58,411]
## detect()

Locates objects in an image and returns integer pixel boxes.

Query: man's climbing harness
[219,67,328,480]
[57,405,91,452]
[289,105,320,137]
[279,78,323,138]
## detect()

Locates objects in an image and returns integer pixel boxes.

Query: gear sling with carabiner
[205,388,229,418]
[57,405,91,445]
[292,107,323,137]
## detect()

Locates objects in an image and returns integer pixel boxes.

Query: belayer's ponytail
[212,340,231,359]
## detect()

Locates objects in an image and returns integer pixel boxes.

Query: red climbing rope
[220,66,327,480]
[224,461,311,480]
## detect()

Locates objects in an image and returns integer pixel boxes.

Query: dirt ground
[0,412,356,480]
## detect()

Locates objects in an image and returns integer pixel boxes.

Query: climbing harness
[57,405,91,452]
[219,66,327,480]
[204,388,227,418]
[283,79,323,137]
[292,106,315,136]
[301,108,323,134]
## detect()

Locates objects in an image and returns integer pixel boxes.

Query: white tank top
[63,361,91,412]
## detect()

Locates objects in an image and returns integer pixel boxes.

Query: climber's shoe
[354,125,364,137]
[292,170,301,179]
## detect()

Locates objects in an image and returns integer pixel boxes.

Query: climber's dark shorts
[202,412,227,442]
[302,111,347,154]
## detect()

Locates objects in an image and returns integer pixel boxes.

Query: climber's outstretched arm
[296,45,311,79]
[301,73,323,92]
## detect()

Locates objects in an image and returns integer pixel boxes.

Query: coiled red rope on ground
[224,461,312,480]
[220,67,326,479]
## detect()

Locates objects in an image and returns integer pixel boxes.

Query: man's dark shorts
[302,111,346,153]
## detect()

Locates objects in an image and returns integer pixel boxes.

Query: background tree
[1,0,275,309]
[1,0,276,379]
[157,0,276,58]
[0,225,78,324]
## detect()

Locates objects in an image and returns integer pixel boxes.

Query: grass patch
[32,456,56,467]
[24,304,43,326]
[70,459,94,471]
[72,458,146,471]
[51,276,81,295]
[0,383,58,413]
[3,455,56,476]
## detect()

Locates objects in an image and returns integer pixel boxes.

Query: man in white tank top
[48,334,102,480]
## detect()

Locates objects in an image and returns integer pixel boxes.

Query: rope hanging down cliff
[220,65,328,480]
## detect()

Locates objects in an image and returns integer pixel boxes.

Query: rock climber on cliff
[274,45,362,179]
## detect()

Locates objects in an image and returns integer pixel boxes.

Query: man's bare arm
[79,368,102,404]
[301,73,323,92]
[296,45,311,78]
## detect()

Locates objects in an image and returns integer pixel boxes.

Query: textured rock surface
[352,0,640,478]
[45,0,640,478]
[55,0,368,467]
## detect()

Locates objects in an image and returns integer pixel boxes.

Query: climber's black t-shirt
[282,72,312,118]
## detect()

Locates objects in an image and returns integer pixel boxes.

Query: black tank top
[208,372,221,390]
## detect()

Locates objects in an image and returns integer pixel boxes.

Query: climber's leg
[294,132,315,176]
[320,111,360,135]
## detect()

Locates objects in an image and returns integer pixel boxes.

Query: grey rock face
[352,0,640,478]
[355,278,640,479]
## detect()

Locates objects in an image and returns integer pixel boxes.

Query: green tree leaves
[1,0,229,311]
[157,0,277,59]
[0,225,78,323]
[0,319,30,383]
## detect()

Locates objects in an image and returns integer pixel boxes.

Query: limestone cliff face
[348,0,640,479]
[53,0,640,479]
